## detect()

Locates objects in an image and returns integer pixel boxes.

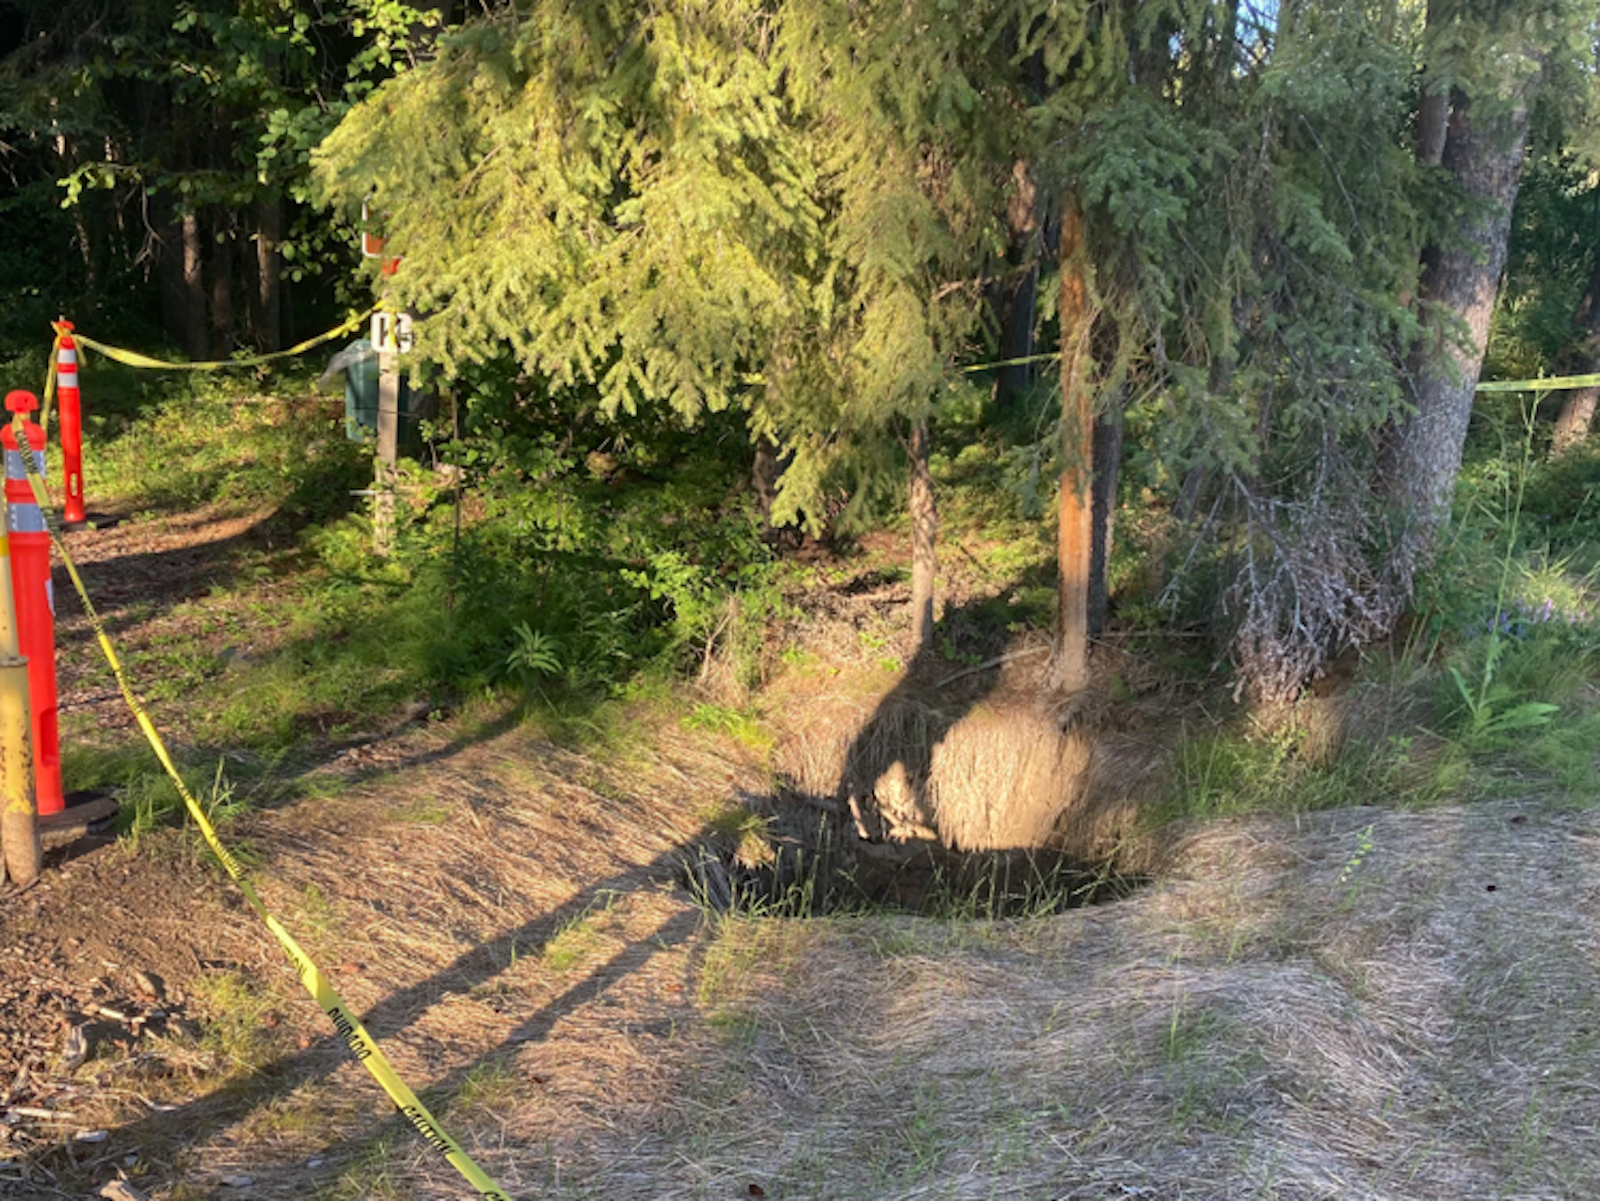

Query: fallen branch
[935,644,1050,688]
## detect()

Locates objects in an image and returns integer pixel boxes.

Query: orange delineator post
[55,320,86,528]
[0,484,39,887]
[1,392,62,816]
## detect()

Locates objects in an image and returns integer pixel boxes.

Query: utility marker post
[374,346,399,557]
[371,310,411,557]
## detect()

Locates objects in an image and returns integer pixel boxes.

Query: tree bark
[752,434,783,521]
[1415,86,1450,169]
[181,209,207,361]
[1553,386,1599,454]
[993,159,1041,412]
[1396,55,1451,311]
[1551,253,1600,455]
[154,193,185,349]
[1381,86,1531,576]
[908,418,937,655]
[1049,196,1093,694]
[210,209,234,359]
[251,193,283,352]
[1088,399,1123,637]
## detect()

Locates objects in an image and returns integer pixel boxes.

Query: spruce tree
[1062,1,1425,702]
[1380,0,1562,580]
[314,0,1126,653]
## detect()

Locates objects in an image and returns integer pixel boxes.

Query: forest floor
[2,477,1599,1200]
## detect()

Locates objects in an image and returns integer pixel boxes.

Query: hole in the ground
[681,794,1146,919]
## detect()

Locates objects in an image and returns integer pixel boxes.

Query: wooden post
[373,347,399,556]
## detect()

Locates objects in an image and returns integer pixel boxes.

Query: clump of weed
[189,968,288,1074]
[682,702,774,756]
[443,1061,518,1121]
[1150,697,1469,827]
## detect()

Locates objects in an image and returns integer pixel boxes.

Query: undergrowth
[1135,394,1600,828]
[54,355,1600,864]
[61,363,783,773]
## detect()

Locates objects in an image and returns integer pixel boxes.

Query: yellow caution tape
[67,308,377,372]
[961,350,1061,374]
[39,345,58,438]
[8,415,513,1201]
[1477,372,1600,393]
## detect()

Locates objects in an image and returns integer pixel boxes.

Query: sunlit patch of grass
[541,892,622,972]
[681,701,774,756]
[394,798,453,824]
[444,1060,519,1120]
[1149,702,1474,829]
[298,882,340,935]
[312,1136,403,1201]
[700,800,777,872]
[189,968,288,1074]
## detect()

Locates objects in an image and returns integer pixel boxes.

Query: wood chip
[59,1024,88,1070]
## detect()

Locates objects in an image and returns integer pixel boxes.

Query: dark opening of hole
[680,803,1145,919]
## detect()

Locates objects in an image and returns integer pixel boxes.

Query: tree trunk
[1415,86,1450,169]
[1553,386,1599,453]
[1049,196,1093,694]
[908,418,937,655]
[1088,398,1123,637]
[181,209,207,361]
[210,210,234,359]
[1380,85,1531,577]
[154,193,185,349]
[1397,64,1451,310]
[993,159,1041,412]
[282,272,296,345]
[752,434,783,521]
[1551,254,1600,455]
[251,193,283,352]
[70,204,97,313]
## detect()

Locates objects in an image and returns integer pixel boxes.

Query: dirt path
[51,503,296,739]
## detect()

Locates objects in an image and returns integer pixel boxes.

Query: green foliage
[1060,2,1430,701]
[56,355,791,765]
[1491,154,1598,382]
[1154,713,1470,826]
[0,0,457,371]
[315,4,818,417]
[683,703,773,755]
[110,756,255,861]
[501,624,563,685]
[1445,647,1561,742]
[312,0,1138,532]
[83,365,371,518]
[44,1,442,216]
[191,967,286,1073]
[15,0,1600,756]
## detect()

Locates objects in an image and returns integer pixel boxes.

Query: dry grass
[27,695,1600,1201]
[767,645,1187,867]
[571,797,1600,1201]
[770,663,1101,853]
